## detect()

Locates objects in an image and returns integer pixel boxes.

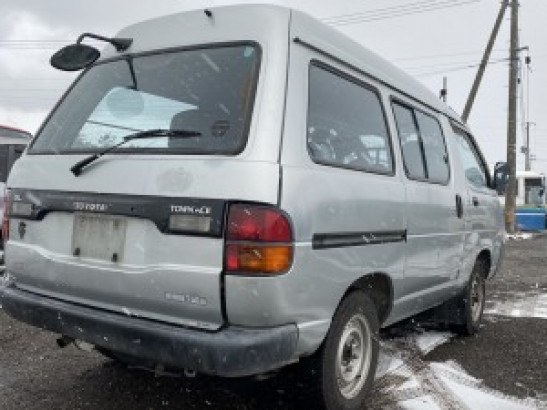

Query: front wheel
[314,291,380,410]
[455,260,487,335]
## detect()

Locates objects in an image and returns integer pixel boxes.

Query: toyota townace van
[0,5,504,409]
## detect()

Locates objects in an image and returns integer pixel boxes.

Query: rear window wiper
[70,128,201,176]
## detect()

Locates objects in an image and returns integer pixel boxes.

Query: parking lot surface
[1,235,546,409]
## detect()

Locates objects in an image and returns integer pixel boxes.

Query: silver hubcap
[470,275,485,323]
[335,313,372,399]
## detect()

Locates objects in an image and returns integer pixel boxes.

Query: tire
[453,259,487,335]
[414,259,488,335]
[313,291,380,410]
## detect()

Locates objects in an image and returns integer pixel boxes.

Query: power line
[412,57,509,77]
[0,40,72,42]
[323,0,477,23]
[403,57,506,71]
[322,0,438,21]
[4,58,503,92]
[0,39,103,50]
[392,48,505,62]
[323,0,481,26]
[0,1,484,51]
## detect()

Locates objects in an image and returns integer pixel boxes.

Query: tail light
[225,204,293,275]
[2,188,10,246]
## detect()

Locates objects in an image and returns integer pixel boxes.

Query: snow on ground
[506,232,535,241]
[486,292,547,320]
[371,331,546,409]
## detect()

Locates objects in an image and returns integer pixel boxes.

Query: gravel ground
[426,233,547,402]
[0,235,546,409]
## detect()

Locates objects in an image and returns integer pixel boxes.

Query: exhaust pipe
[56,336,95,352]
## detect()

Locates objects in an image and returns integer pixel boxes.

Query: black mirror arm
[76,33,132,52]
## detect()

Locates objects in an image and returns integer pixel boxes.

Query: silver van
[0,5,504,410]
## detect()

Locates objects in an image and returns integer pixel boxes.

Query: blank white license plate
[72,213,127,262]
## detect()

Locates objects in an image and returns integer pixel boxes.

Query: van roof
[103,4,466,128]
[289,7,464,125]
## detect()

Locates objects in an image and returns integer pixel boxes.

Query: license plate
[72,213,127,262]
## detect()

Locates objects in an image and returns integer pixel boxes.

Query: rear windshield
[29,44,261,155]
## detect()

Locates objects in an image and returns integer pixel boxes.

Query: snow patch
[371,329,546,409]
[505,232,534,241]
[485,293,547,319]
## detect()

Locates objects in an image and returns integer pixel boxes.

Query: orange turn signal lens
[226,244,292,274]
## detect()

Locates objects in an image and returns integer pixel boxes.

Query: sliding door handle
[456,194,463,218]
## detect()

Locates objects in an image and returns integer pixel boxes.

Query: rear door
[7,159,281,331]
[5,42,285,331]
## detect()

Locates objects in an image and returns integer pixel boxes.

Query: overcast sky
[1,0,546,173]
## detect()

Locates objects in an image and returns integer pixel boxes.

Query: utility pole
[462,1,508,123]
[505,0,519,233]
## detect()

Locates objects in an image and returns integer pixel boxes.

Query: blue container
[515,208,546,231]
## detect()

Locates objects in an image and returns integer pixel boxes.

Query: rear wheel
[313,291,379,410]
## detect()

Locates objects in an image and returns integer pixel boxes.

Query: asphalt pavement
[0,235,546,409]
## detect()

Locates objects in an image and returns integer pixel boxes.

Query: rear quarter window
[307,63,394,175]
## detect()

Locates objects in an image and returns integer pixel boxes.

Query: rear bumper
[0,284,298,377]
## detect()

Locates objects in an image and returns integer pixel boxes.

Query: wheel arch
[344,272,393,326]
[476,248,492,278]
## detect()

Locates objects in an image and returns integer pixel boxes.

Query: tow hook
[56,335,74,348]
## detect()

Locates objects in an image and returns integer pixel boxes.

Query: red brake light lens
[225,204,293,274]
[227,205,292,242]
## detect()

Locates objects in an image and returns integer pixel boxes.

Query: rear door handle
[472,196,479,207]
[456,194,463,218]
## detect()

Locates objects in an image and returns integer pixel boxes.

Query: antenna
[439,77,448,103]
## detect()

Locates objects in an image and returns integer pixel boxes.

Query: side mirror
[493,161,508,194]
[50,44,100,71]
[50,33,132,72]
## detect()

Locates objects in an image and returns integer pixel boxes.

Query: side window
[392,102,450,184]
[454,129,488,188]
[415,112,449,184]
[392,104,425,179]
[307,64,394,174]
